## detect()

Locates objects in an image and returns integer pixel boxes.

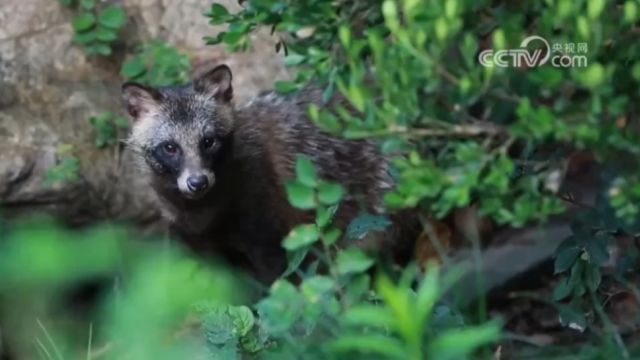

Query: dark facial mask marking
[199,132,233,171]
[151,140,183,175]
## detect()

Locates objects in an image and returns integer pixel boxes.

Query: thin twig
[86,323,93,360]
[88,342,114,359]
[367,122,505,139]
[417,214,452,265]
[558,193,594,209]
[34,337,53,360]
[590,290,629,359]
[36,319,64,360]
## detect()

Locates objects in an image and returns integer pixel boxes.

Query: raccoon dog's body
[123,65,411,283]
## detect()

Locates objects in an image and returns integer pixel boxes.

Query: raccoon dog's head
[122,64,234,200]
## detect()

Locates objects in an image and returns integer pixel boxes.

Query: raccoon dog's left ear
[121,83,163,120]
[194,64,233,102]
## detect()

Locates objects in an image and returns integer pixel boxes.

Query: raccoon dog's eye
[163,142,179,155]
[202,136,216,149]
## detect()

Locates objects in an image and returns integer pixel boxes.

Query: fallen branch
[443,219,572,307]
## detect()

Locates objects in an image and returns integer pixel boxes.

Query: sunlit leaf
[285,180,315,209]
[98,5,126,29]
[428,321,501,360]
[72,13,95,32]
[282,224,320,251]
[336,248,374,275]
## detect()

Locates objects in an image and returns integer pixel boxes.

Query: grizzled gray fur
[122,64,415,283]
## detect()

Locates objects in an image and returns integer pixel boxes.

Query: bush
[206,0,638,229]
[204,0,640,357]
[0,218,498,359]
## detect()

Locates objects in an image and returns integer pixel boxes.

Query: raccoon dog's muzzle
[177,169,215,199]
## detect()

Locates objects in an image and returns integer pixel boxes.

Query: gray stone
[0,0,288,227]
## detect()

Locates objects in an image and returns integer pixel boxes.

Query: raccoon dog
[122,64,414,283]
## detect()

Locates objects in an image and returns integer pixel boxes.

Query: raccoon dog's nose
[186,175,209,193]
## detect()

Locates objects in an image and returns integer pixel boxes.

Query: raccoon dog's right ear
[121,83,163,120]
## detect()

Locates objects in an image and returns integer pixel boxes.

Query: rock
[0,0,288,227]
[0,81,16,108]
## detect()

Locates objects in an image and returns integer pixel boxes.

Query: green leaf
[346,213,391,241]
[283,53,306,67]
[318,181,344,205]
[624,1,638,23]
[93,43,112,56]
[239,331,265,353]
[338,25,351,48]
[228,305,254,337]
[576,63,605,89]
[322,228,341,247]
[554,246,580,274]
[95,26,118,41]
[322,81,335,104]
[204,34,223,45]
[98,5,126,29]
[307,103,320,122]
[282,224,319,251]
[327,334,406,359]
[584,264,602,291]
[256,280,303,335]
[347,83,366,112]
[336,248,374,275]
[569,260,586,297]
[345,273,370,304]
[382,0,400,32]
[428,321,501,360]
[201,306,235,345]
[274,80,299,94]
[342,304,395,328]
[73,31,96,45]
[300,275,335,301]
[121,57,146,79]
[416,264,440,322]
[285,180,315,209]
[587,0,605,19]
[221,31,244,45]
[316,205,337,228]
[72,13,96,32]
[207,3,230,21]
[282,248,308,277]
[558,304,586,331]
[585,236,610,265]
[295,155,318,187]
[552,277,573,301]
[80,0,95,9]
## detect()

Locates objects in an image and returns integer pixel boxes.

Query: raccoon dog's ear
[194,64,233,102]
[121,83,163,120]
